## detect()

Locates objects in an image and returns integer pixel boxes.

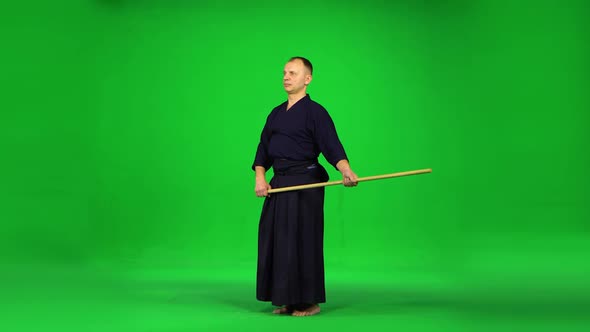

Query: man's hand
[336,159,358,187]
[255,177,272,197]
[341,168,358,187]
[254,166,271,197]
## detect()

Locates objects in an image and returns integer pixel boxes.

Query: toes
[273,307,288,314]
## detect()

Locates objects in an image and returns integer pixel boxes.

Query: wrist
[254,166,266,178]
[336,159,350,172]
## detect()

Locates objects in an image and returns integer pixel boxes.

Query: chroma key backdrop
[1,1,588,331]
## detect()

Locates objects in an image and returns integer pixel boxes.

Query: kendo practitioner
[252,56,358,317]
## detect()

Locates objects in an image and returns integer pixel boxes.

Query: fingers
[255,185,272,197]
[255,187,266,197]
[341,169,358,187]
[343,175,358,187]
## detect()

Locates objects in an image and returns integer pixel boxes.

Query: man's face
[283,59,312,94]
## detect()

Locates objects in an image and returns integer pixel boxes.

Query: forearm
[255,166,267,179]
[336,159,351,173]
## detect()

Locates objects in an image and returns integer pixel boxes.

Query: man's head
[283,57,313,95]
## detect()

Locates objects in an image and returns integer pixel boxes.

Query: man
[252,57,358,317]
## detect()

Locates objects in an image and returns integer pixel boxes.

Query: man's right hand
[255,178,272,197]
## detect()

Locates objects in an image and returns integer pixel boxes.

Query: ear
[305,74,312,85]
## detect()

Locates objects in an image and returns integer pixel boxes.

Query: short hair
[289,56,313,75]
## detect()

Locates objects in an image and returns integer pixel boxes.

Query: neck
[287,91,307,106]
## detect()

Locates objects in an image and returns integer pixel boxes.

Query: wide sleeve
[252,111,275,171]
[313,107,348,169]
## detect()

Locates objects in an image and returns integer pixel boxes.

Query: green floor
[4,260,589,332]
[2,1,589,331]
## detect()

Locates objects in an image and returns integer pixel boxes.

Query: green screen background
[2,0,589,331]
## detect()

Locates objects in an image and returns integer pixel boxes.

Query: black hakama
[256,159,329,305]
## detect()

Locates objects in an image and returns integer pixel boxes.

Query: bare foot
[292,304,320,317]
[272,306,292,314]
